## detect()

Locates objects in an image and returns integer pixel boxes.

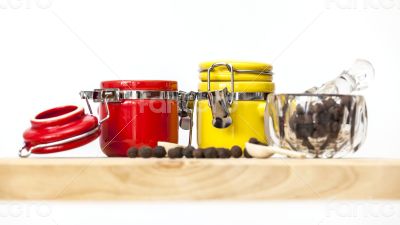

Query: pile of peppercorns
[288,96,350,150]
[126,138,265,159]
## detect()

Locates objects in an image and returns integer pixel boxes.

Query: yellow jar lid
[199,60,273,72]
[199,60,273,82]
[198,81,275,92]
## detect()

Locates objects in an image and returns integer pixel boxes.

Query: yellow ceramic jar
[197,61,275,149]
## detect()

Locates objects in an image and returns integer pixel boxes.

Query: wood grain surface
[0,158,399,201]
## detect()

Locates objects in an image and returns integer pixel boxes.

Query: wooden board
[0,158,399,201]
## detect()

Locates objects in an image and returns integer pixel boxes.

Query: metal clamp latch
[178,91,197,146]
[207,62,235,128]
[80,88,121,103]
[80,90,111,125]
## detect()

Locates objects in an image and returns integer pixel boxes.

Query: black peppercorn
[193,149,204,158]
[217,148,231,158]
[203,147,218,158]
[183,146,195,158]
[230,145,242,158]
[248,138,259,144]
[296,104,305,114]
[153,146,166,158]
[249,138,268,146]
[289,97,347,150]
[168,147,183,159]
[244,148,253,158]
[311,103,324,114]
[323,98,336,109]
[139,146,152,158]
[127,147,138,158]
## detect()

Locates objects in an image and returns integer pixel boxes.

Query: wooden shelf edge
[0,158,399,201]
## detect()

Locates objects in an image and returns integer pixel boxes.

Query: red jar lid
[101,80,178,91]
[21,105,100,156]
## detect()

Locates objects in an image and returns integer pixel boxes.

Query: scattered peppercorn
[217,148,231,158]
[249,138,268,146]
[153,146,166,158]
[168,147,183,158]
[231,145,242,158]
[139,146,152,158]
[127,147,138,158]
[193,148,204,158]
[248,138,260,144]
[183,146,195,158]
[203,147,218,158]
[244,148,253,158]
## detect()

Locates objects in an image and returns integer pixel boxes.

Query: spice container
[197,61,275,149]
[20,80,180,157]
[91,80,179,157]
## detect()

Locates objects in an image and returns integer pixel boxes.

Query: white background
[0,0,400,224]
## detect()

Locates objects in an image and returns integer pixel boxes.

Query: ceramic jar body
[196,61,275,149]
[99,80,178,157]
[197,100,266,149]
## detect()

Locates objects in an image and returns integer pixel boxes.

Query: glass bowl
[265,94,368,158]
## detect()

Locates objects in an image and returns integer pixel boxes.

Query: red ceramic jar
[98,80,179,157]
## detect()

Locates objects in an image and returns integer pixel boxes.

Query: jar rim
[31,105,84,128]
[199,60,273,72]
[101,80,178,91]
